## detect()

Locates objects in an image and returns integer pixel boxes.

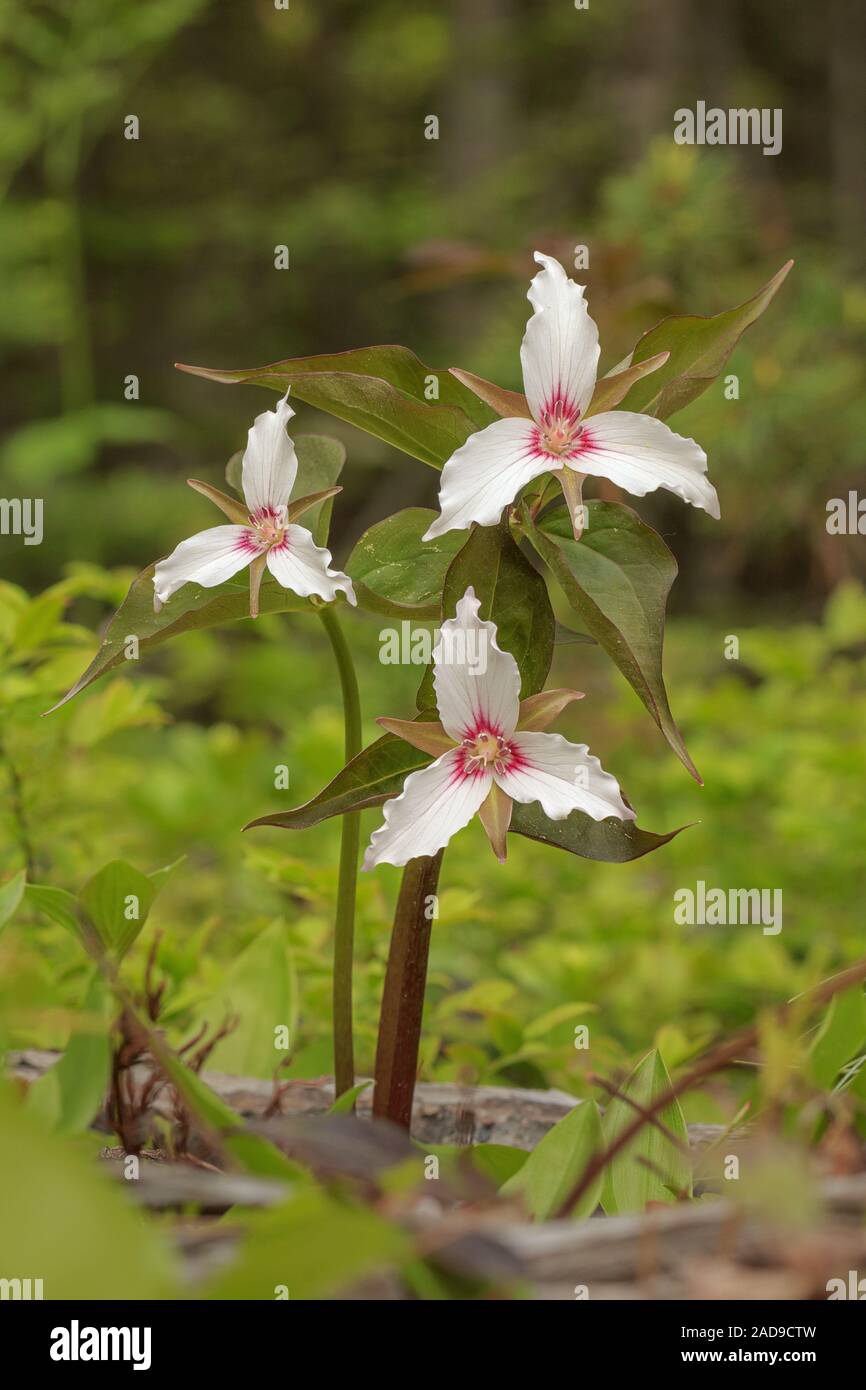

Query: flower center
[539,402,582,457]
[462,729,513,775]
[252,506,287,548]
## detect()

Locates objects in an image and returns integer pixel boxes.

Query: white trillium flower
[153,391,356,618]
[363,586,634,870]
[423,252,720,541]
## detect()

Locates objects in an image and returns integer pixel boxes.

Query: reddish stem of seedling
[373,850,444,1129]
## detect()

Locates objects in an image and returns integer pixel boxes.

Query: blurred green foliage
[2,569,864,1106]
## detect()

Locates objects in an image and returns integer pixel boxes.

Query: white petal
[363,747,492,870]
[266,524,356,605]
[422,417,552,540]
[573,411,720,518]
[495,730,635,822]
[153,526,257,603]
[433,587,521,742]
[241,390,298,518]
[520,252,600,426]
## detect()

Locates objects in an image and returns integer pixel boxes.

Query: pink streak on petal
[235,529,264,555]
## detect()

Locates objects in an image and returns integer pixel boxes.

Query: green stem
[373,850,445,1129]
[318,606,362,1097]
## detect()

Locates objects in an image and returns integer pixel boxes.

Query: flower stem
[373,850,444,1129]
[318,605,362,1098]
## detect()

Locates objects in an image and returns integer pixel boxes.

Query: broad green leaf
[204,1186,409,1300]
[617,261,793,421]
[417,520,555,710]
[0,1079,177,1298]
[250,726,686,864]
[202,920,298,1078]
[228,433,346,547]
[528,501,700,782]
[12,592,66,652]
[347,508,465,618]
[601,1049,692,1214]
[510,800,687,862]
[24,883,86,946]
[501,1100,604,1221]
[78,859,164,958]
[47,564,314,713]
[0,869,25,932]
[26,974,111,1134]
[178,346,495,469]
[810,987,866,1090]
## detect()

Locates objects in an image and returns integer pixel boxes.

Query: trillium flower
[153,392,356,618]
[363,586,634,870]
[423,252,719,542]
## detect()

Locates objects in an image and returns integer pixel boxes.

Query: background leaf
[179,346,495,469]
[48,564,314,713]
[0,869,25,933]
[78,858,172,958]
[617,261,793,420]
[347,508,465,618]
[202,920,298,1079]
[417,520,555,710]
[501,1099,604,1220]
[25,973,111,1134]
[601,1048,692,1214]
[529,501,700,782]
[810,987,866,1090]
[0,1080,177,1299]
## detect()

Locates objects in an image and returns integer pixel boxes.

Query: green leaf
[251,725,686,864]
[247,731,429,831]
[528,500,700,783]
[347,508,465,618]
[26,974,111,1134]
[601,1049,692,1214]
[617,261,793,421]
[24,883,85,944]
[0,1079,177,1298]
[327,1081,372,1114]
[501,1100,604,1221]
[0,869,26,933]
[810,988,866,1090]
[178,346,495,469]
[417,520,555,710]
[78,859,171,958]
[47,564,314,714]
[510,800,687,863]
[202,920,298,1079]
[290,434,347,545]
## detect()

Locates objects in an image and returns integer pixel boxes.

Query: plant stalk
[318,606,362,1097]
[373,850,444,1129]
